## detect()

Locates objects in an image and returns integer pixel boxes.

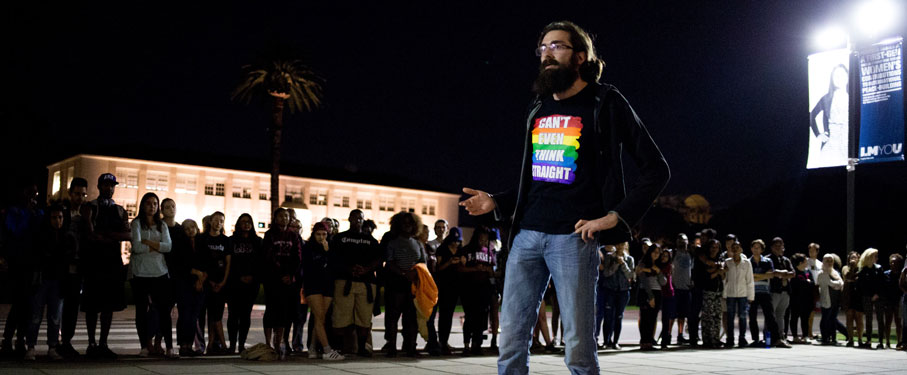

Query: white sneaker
[165,348,179,359]
[25,348,36,361]
[139,348,150,357]
[323,350,344,361]
[308,349,321,359]
[47,347,63,360]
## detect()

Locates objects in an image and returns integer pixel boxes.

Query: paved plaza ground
[2,305,907,374]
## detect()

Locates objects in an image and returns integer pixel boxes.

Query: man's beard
[533,58,579,96]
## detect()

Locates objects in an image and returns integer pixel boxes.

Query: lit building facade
[47,154,460,238]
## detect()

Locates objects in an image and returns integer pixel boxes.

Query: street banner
[858,37,904,164]
[807,48,851,169]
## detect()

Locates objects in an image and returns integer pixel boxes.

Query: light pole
[813,0,901,256]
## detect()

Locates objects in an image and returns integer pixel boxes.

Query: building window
[146,171,169,191]
[124,202,138,219]
[285,186,303,203]
[378,196,395,212]
[52,171,61,196]
[205,181,225,197]
[401,198,416,213]
[233,181,252,199]
[309,188,327,206]
[333,192,351,208]
[422,200,437,216]
[259,184,269,200]
[66,166,74,190]
[357,199,373,210]
[116,168,139,189]
[176,175,197,194]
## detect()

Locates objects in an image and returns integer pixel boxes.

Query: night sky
[3,1,906,252]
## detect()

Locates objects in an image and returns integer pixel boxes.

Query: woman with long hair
[128,192,175,357]
[789,253,815,344]
[381,211,426,357]
[817,253,845,345]
[658,248,676,349]
[196,211,232,354]
[598,242,634,350]
[459,226,496,355]
[883,254,904,349]
[700,239,725,348]
[636,243,664,350]
[301,222,343,360]
[261,208,302,360]
[435,228,464,355]
[174,219,206,357]
[858,248,885,349]
[809,64,849,167]
[226,213,262,354]
[842,251,864,347]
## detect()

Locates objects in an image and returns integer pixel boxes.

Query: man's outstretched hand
[574,212,619,243]
[459,187,496,216]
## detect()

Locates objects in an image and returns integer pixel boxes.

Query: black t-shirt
[520,84,605,234]
[197,233,233,283]
[330,230,381,283]
[230,234,262,280]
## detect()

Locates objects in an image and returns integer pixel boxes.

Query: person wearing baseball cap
[80,173,130,359]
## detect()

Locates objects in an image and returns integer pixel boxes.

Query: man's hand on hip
[459,187,496,216]
[574,212,619,243]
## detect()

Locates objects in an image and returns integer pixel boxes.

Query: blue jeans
[726,297,749,342]
[28,279,62,348]
[595,288,629,346]
[498,230,599,375]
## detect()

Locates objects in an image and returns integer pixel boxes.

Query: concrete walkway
[2,344,907,375]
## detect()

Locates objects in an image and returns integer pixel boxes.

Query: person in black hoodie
[302,221,343,360]
[227,213,262,354]
[857,248,885,349]
[261,208,302,359]
[435,228,464,355]
[175,219,206,357]
[24,205,74,361]
[789,253,816,344]
[196,211,232,354]
[459,226,496,356]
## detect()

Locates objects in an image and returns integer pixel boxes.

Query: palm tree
[232,60,324,213]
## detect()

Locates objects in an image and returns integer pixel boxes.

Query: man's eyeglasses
[535,42,573,56]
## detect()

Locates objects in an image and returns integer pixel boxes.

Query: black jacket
[492,83,670,248]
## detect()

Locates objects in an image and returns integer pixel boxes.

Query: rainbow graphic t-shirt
[531,115,583,185]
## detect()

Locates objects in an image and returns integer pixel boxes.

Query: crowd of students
[2,174,906,363]
[597,230,907,352]
[0,173,505,361]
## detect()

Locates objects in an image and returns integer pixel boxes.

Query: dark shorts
[81,266,126,313]
[303,277,334,298]
[675,289,692,317]
[662,295,677,319]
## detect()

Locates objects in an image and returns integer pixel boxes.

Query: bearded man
[459,21,670,374]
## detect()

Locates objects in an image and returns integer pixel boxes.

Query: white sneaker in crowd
[323,349,344,361]
[139,348,150,357]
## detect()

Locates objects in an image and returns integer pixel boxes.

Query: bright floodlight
[814,26,849,50]
[854,0,900,38]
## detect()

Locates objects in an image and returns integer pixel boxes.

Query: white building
[46,154,460,239]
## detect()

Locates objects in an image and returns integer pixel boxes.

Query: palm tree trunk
[270,96,286,214]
